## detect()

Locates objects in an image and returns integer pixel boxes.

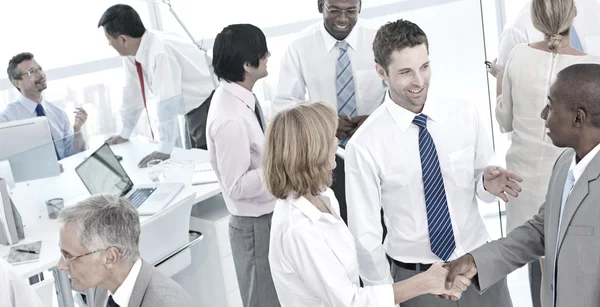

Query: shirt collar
[220,81,257,111]
[384,91,439,133]
[17,94,44,115]
[570,142,600,182]
[287,189,341,223]
[110,258,142,307]
[320,22,360,53]
[134,30,153,65]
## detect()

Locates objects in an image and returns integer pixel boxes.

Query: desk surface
[0,141,221,277]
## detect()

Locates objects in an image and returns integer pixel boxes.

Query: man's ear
[104,247,120,267]
[375,63,388,81]
[11,79,19,90]
[318,0,324,13]
[575,108,586,127]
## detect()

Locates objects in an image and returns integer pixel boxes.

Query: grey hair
[58,194,140,264]
[531,0,577,51]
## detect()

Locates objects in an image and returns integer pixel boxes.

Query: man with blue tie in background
[0,52,88,160]
[273,0,387,223]
[345,20,521,306]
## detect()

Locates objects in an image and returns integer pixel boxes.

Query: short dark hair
[97,4,146,38]
[7,52,34,82]
[373,19,429,72]
[555,63,600,127]
[212,24,269,82]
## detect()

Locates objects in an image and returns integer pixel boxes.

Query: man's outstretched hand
[483,166,523,202]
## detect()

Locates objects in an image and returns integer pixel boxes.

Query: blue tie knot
[336,40,349,52]
[35,104,45,117]
[412,113,428,129]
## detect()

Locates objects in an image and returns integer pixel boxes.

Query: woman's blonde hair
[263,102,338,199]
[531,0,577,51]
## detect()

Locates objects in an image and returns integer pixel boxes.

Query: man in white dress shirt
[98,4,215,168]
[0,258,45,307]
[273,0,387,223]
[57,194,193,307]
[345,19,522,306]
[0,52,88,160]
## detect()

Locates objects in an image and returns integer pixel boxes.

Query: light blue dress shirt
[0,95,85,160]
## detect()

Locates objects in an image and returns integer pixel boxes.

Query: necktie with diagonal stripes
[412,114,456,261]
[336,40,357,117]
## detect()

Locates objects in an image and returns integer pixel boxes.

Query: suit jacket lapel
[548,156,571,259]
[557,150,600,251]
[129,260,152,307]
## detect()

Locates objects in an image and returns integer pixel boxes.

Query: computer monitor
[0,117,60,182]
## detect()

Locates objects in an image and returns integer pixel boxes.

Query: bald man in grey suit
[444,63,600,307]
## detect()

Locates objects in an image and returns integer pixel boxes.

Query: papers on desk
[192,162,218,185]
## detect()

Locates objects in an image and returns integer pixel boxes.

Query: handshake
[419,254,478,301]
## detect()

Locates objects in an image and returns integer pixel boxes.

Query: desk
[0,141,221,307]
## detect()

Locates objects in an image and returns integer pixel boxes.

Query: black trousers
[529,259,542,307]
[332,155,348,223]
[185,91,214,150]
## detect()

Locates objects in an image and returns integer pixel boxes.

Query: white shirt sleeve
[0,260,45,307]
[496,28,527,67]
[472,105,498,203]
[345,142,394,286]
[151,53,185,154]
[213,119,272,201]
[272,45,306,113]
[495,48,517,133]
[283,225,395,307]
[120,57,144,139]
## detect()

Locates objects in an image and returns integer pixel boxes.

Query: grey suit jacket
[471,148,600,307]
[92,260,194,307]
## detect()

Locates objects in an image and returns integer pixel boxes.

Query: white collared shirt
[345,93,496,285]
[273,21,386,115]
[109,259,142,307]
[121,30,216,153]
[207,81,276,217]
[0,94,86,160]
[0,258,45,307]
[497,0,600,66]
[269,188,394,307]
[570,142,600,185]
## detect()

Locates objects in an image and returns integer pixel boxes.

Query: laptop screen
[75,143,132,196]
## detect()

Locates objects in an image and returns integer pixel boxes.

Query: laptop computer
[75,143,183,215]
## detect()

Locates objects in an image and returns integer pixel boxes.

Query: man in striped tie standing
[345,20,522,306]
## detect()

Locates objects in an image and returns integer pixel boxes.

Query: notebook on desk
[6,241,41,265]
[192,162,218,185]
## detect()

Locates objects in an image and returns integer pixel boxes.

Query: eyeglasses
[324,4,359,17]
[60,249,103,263]
[19,66,44,78]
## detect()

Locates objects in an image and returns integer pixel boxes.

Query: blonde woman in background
[493,0,600,305]
[263,102,470,306]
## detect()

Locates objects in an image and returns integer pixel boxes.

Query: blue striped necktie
[413,114,456,261]
[336,40,357,117]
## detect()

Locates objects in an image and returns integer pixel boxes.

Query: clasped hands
[421,262,473,301]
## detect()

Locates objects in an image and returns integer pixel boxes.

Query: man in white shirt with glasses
[274,0,386,224]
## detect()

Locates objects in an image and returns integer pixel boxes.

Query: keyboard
[127,187,157,208]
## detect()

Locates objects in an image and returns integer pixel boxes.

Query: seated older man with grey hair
[56,194,194,307]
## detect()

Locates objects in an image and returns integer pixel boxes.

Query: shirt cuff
[477,175,499,203]
[372,284,395,307]
[158,142,175,154]
[120,126,134,139]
